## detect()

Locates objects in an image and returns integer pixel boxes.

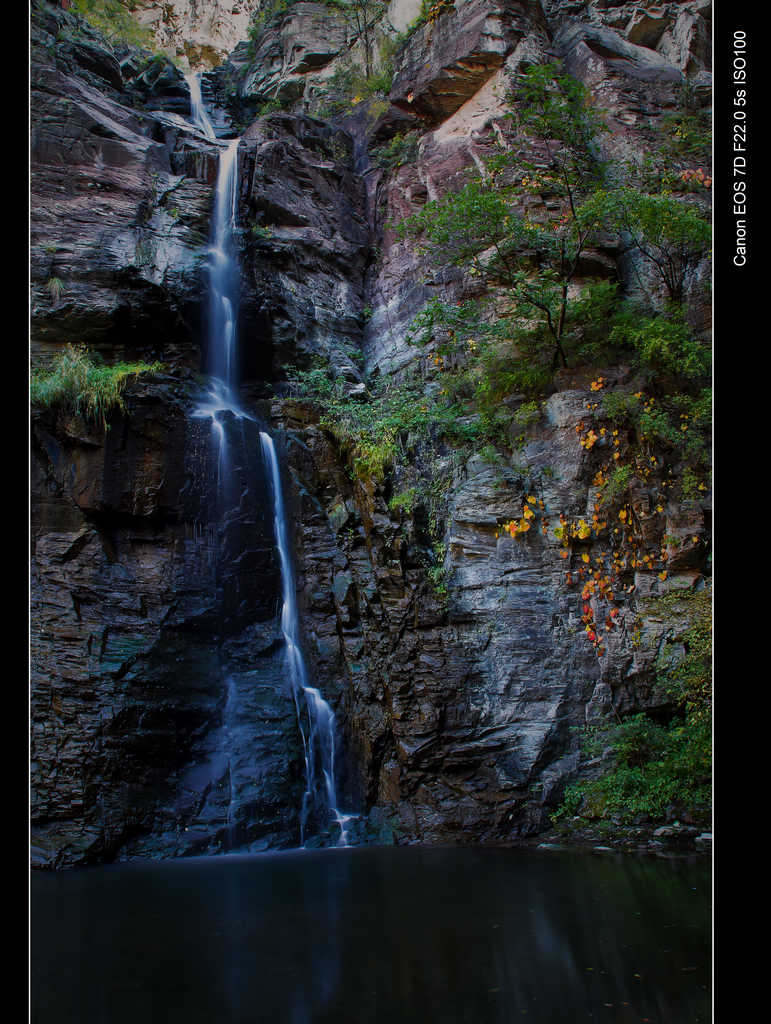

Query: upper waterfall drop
[184,71,217,141]
[184,72,243,415]
[206,136,241,399]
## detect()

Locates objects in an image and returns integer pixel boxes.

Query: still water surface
[31,845,710,1023]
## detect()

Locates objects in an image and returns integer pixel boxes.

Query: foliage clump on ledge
[30,344,163,429]
[553,588,712,830]
[69,0,155,48]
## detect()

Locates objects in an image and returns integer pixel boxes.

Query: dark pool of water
[31,845,710,1023]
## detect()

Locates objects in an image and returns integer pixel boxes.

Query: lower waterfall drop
[260,431,355,847]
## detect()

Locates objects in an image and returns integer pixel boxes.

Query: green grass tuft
[30,344,163,429]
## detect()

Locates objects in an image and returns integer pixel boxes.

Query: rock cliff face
[30,0,711,866]
[132,0,263,68]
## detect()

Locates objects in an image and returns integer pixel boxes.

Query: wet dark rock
[123,54,192,115]
[30,10,218,369]
[236,113,369,383]
[31,383,305,867]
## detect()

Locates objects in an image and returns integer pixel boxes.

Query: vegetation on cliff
[554,588,711,829]
[30,344,163,429]
[69,0,154,47]
[398,64,710,376]
[285,61,711,827]
[291,66,710,486]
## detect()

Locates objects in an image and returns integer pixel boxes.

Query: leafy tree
[398,64,611,372]
[339,0,388,79]
[593,188,710,303]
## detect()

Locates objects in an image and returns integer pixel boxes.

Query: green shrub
[511,400,541,439]
[371,131,419,169]
[662,109,711,162]
[388,487,419,515]
[610,304,710,383]
[554,711,711,824]
[254,96,292,117]
[317,58,393,117]
[600,463,633,506]
[30,344,162,429]
[286,354,525,481]
[427,541,448,597]
[595,189,711,303]
[554,595,711,825]
[600,389,642,425]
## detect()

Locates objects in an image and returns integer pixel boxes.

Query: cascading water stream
[206,136,240,397]
[184,71,216,141]
[260,432,355,848]
[184,74,354,849]
[188,73,246,504]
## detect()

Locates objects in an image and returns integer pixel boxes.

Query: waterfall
[190,131,244,516]
[184,76,354,850]
[260,432,354,848]
[206,137,241,397]
[184,71,216,141]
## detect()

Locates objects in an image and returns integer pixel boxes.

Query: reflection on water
[31,846,710,1023]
